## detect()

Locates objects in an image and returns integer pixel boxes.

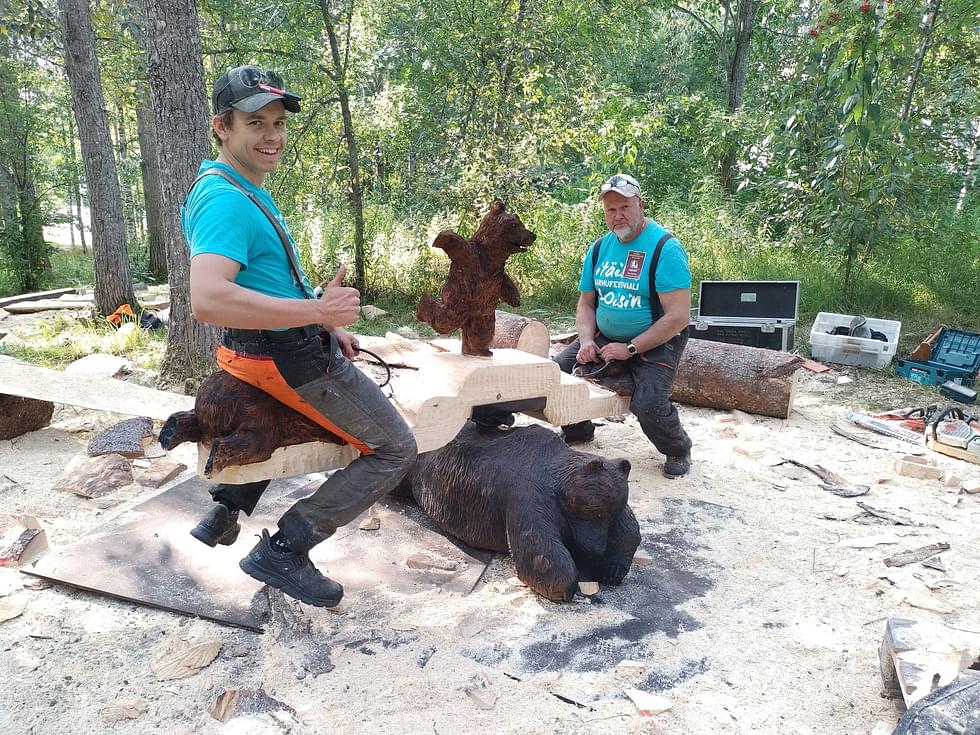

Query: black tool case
[688,280,800,352]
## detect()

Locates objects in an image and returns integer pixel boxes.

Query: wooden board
[0,360,194,420]
[25,476,493,631]
[0,288,77,309]
[3,298,94,314]
[204,348,629,484]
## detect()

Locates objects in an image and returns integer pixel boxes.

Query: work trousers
[209,329,417,553]
[554,332,693,458]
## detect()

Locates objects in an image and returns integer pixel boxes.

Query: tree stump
[490,311,550,357]
[0,394,54,439]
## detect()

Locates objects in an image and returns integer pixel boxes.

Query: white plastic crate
[809,312,902,369]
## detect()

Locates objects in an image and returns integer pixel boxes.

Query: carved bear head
[472,200,536,262]
[555,455,632,558]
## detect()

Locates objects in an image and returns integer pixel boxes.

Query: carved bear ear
[617,459,631,477]
[583,458,605,474]
[489,200,505,213]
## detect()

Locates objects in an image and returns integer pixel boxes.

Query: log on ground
[490,310,550,357]
[671,340,802,418]
[587,339,803,418]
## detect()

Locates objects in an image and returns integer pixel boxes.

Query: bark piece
[360,305,388,320]
[883,543,951,567]
[856,502,925,527]
[133,459,186,488]
[0,394,54,440]
[406,553,460,572]
[0,527,47,567]
[87,416,154,458]
[209,688,296,723]
[491,310,550,357]
[153,639,222,680]
[53,453,133,498]
[358,516,381,531]
[774,459,869,497]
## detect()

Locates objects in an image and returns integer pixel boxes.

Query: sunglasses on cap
[598,174,641,197]
[212,65,301,113]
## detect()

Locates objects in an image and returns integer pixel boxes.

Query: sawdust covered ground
[0,356,978,735]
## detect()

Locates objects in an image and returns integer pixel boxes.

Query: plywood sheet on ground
[25,476,492,631]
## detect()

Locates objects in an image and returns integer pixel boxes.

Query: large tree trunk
[135,84,167,281]
[58,0,136,316]
[319,0,367,293]
[901,0,942,122]
[141,0,221,384]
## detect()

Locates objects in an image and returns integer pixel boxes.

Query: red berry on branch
[860,2,871,11]
[809,29,819,36]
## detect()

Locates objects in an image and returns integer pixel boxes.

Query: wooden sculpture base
[200,348,629,484]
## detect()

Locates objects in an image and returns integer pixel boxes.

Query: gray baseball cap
[211,65,301,114]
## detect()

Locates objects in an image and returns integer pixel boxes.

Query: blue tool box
[895,328,980,387]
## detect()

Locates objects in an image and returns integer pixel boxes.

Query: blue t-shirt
[180,160,314,300]
[579,220,691,342]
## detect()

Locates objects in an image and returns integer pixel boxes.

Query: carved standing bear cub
[397,422,641,602]
[416,200,536,357]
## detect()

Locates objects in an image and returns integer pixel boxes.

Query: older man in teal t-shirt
[554,174,694,478]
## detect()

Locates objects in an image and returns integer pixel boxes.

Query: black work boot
[239,530,344,608]
[662,452,691,479]
[561,420,595,445]
[190,504,241,547]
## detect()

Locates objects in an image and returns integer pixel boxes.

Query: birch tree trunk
[319,0,367,293]
[901,0,942,122]
[141,0,221,383]
[66,111,87,253]
[956,119,980,215]
[135,84,167,280]
[58,0,136,315]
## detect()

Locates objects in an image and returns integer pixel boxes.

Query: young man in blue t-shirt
[181,65,416,607]
[553,174,693,478]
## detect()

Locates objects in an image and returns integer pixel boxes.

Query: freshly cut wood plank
[0,361,193,420]
[205,348,629,484]
[0,288,77,309]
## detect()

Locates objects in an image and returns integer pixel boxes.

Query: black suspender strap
[185,169,311,299]
[589,230,675,320]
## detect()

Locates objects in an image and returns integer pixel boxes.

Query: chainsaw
[925,405,980,464]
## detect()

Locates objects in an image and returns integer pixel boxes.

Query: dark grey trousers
[554,332,693,457]
[211,332,417,553]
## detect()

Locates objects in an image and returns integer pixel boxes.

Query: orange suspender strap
[216,345,373,455]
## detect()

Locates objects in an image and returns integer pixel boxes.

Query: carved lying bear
[396,422,640,602]
[416,200,536,357]
[159,370,342,476]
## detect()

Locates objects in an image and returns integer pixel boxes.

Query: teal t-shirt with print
[578,220,691,342]
[180,160,314,300]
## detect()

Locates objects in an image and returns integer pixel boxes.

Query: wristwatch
[626,342,638,356]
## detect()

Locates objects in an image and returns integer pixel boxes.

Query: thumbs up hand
[315,264,360,327]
